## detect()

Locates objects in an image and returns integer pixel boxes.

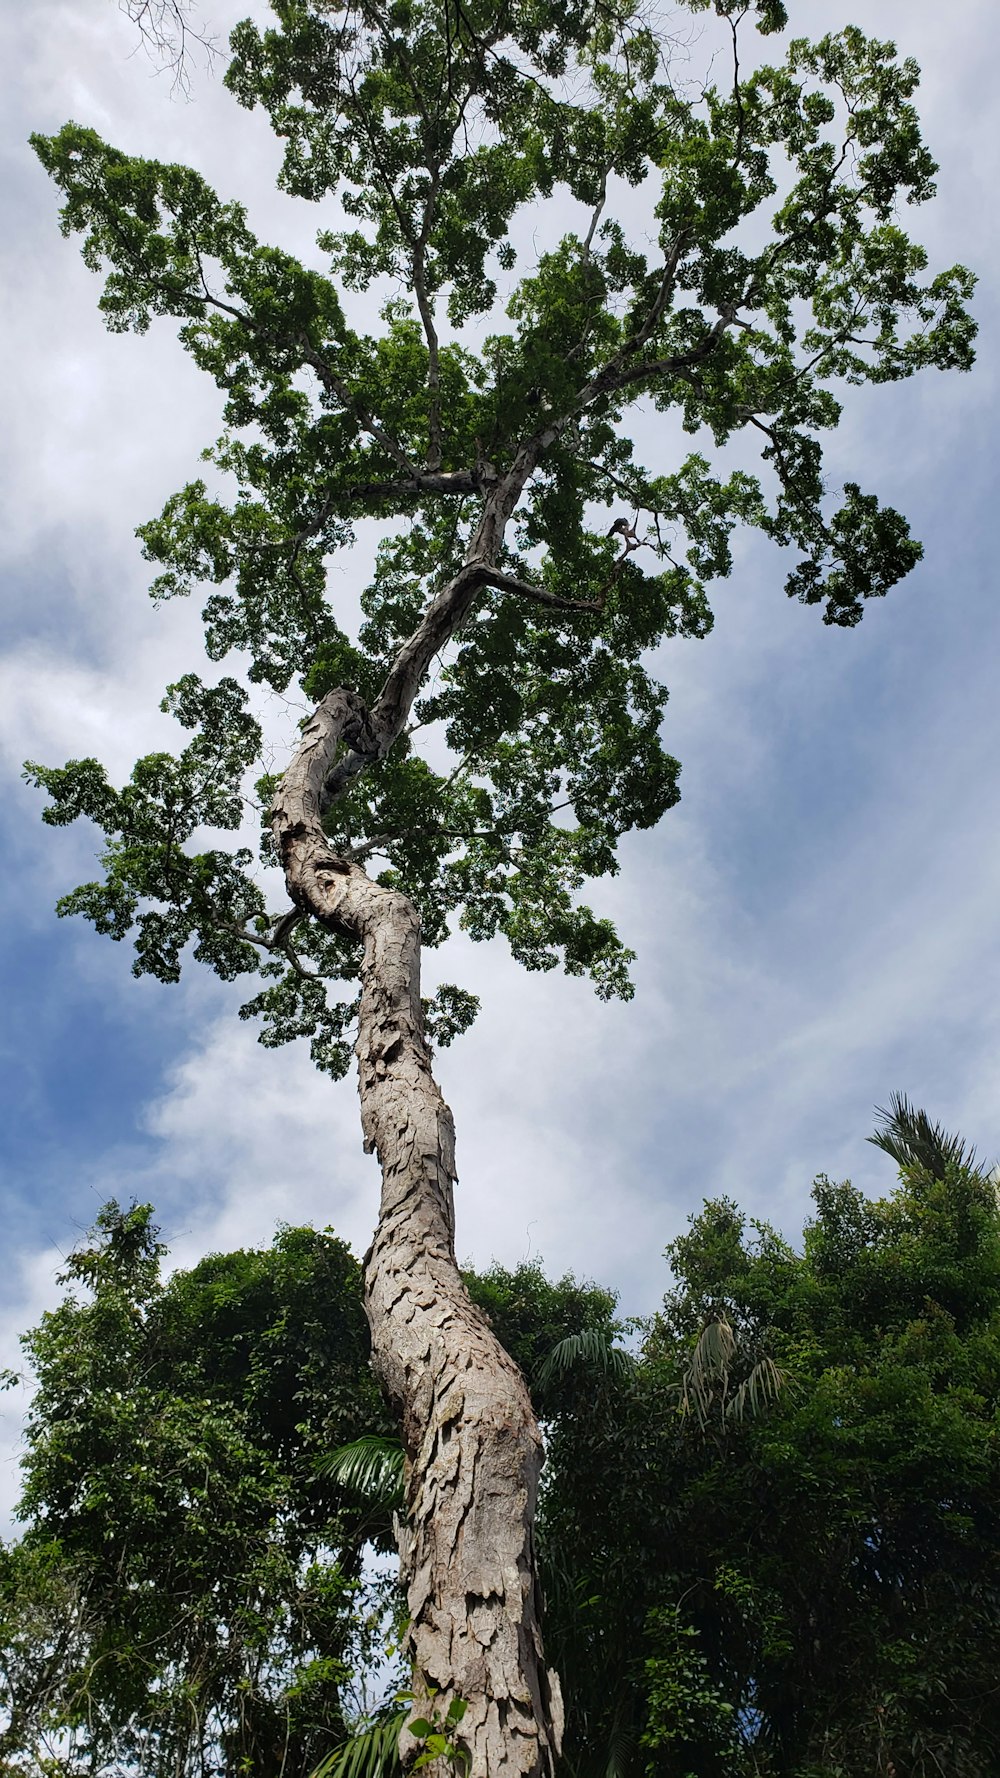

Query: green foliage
[316,1692,470,1778]
[318,1438,406,1514]
[406,1691,470,1772]
[642,1605,739,1769]
[0,1537,103,1773]
[0,1223,616,1775]
[533,1325,635,1393]
[869,1088,985,1179]
[27,0,975,1054]
[312,1708,407,1778]
[2,1204,394,1777]
[463,1258,620,1413]
[536,1108,1000,1776]
[674,1313,788,1430]
[5,1113,1000,1776]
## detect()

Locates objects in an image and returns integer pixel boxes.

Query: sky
[1,0,998,1525]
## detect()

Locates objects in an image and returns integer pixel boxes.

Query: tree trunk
[271,693,563,1776]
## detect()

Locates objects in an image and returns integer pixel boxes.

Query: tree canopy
[0,1209,615,1776]
[1,1210,385,1776]
[27,0,975,1052]
[540,1101,1000,1777]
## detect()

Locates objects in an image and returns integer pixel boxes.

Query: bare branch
[208,910,321,980]
[581,165,611,267]
[119,0,217,97]
[474,566,604,613]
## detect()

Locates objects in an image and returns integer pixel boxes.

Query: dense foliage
[4,1104,1000,1776]
[1,1209,386,1776]
[0,1210,613,1776]
[541,1102,1000,1777]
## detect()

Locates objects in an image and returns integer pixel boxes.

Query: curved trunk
[271,692,563,1776]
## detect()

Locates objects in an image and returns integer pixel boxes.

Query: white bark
[271,690,563,1777]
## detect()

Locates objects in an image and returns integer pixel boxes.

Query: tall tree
[28,1,974,1768]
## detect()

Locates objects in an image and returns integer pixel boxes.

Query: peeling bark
[271,691,563,1777]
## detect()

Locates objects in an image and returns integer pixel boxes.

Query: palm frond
[311,1710,407,1778]
[725,1355,788,1424]
[602,1700,640,1778]
[678,1316,736,1426]
[535,1329,635,1391]
[678,1320,788,1429]
[690,1317,737,1377]
[869,1092,982,1180]
[316,1436,405,1508]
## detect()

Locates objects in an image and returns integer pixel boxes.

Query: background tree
[0,1211,614,1777]
[1,1208,385,1776]
[26,0,975,1767]
[539,1104,1000,1777]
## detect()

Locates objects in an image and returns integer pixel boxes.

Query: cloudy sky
[1,0,997,1520]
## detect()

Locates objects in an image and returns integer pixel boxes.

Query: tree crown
[28,0,975,1064]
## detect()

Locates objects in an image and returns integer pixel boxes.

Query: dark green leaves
[2,1218,622,1777]
[422,982,480,1047]
[317,1436,405,1511]
[26,676,265,983]
[538,1117,1000,1778]
[5,1211,391,1777]
[30,123,256,335]
[10,1126,1000,1777]
[869,1091,986,1182]
[785,482,923,626]
[30,2,977,1065]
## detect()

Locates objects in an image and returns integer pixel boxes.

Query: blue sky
[1,0,999,1519]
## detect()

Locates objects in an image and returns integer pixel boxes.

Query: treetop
[27,0,976,1065]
